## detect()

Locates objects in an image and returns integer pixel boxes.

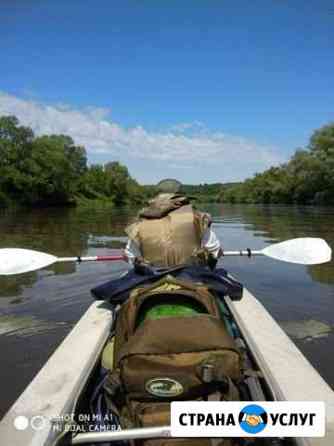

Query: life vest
[126,197,210,267]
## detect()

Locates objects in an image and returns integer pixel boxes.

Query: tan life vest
[126,204,209,267]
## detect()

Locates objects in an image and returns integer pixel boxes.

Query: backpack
[103,276,243,445]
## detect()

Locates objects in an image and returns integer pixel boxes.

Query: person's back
[125,192,221,268]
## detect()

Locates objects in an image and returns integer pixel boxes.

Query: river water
[0,204,333,419]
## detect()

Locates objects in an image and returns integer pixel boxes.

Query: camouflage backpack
[103,276,243,446]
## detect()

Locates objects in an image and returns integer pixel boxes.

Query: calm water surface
[0,204,333,419]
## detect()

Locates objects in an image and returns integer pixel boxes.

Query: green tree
[0,117,88,206]
[308,123,334,202]
[222,122,334,205]
[27,136,82,203]
[79,165,109,198]
[0,116,35,204]
[105,161,130,205]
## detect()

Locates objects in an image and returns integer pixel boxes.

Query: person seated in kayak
[124,189,222,270]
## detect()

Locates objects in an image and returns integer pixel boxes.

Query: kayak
[1,284,334,446]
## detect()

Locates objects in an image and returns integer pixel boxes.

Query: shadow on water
[0,204,334,419]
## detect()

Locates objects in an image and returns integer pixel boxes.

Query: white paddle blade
[0,248,58,275]
[262,238,332,265]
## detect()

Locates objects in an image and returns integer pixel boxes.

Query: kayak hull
[1,289,334,446]
[225,291,334,446]
[0,302,112,446]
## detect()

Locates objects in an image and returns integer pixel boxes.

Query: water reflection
[0,273,38,299]
[0,206,136,299]
[0,314,67,337]
[280,319,333,341]
[216,205,334,285]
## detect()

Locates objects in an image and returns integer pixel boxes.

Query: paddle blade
[0,248,58,275]
[262,238,332,265]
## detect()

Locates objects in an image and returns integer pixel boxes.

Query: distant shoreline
[1,115,333,208]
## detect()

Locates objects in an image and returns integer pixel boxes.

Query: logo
[146,378,184,397]
[239,404,268,434]
[171,401,325,437]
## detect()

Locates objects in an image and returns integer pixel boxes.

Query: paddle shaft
[222,249,262,257]
[58,250,262,264]
[57,254,126,263]
[0,238,331,275]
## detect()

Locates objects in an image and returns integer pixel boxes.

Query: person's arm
[124,239,142,265]
[125,239,153,274]
[201,227,222,258]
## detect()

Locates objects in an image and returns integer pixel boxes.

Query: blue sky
[1,0,333,183]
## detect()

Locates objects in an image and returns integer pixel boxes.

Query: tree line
[221,122,334,205]
[181,183,236,203]
[0,115,148,208]
[1,115,333,208]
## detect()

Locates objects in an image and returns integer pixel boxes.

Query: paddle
[222,237,332,265]
[0,238,331,276]
[0,250,126,276]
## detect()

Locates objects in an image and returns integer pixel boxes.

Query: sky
[0,0,333,184]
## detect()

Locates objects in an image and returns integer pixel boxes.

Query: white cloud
[0,91,285,182]
[168,121,206,133]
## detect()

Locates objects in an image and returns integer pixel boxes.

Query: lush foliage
[2,115,332,209]
[0,116,146,208]
[181,183,227,203]
[222,123,334,205]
